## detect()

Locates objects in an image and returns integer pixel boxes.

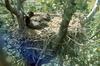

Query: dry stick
[66,35,84,46]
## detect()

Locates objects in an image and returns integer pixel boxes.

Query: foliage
[0,0,100,66]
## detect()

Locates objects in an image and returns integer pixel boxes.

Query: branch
[84,0,99,20]
[16,0,26,16]
[56,0,76,43]
[17,0,22,10]
[4,0,19,16]
[20,0,26,4]
[53,0,76,52]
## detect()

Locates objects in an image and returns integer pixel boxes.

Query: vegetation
[0,0,100,66]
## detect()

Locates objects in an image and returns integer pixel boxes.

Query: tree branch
[4,0,19,16]
[21,0,26,4]
[53,0,76,52]
[56,0,76,43]
[4,0,26,31]
[16,0,26,16]
[84,0,99,20]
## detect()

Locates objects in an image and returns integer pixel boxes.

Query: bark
[4,0,26,32]
[5,0,19,16]
[55,0,76,49]
[20,0,27,4]
[52,1,77,66]
[17,15,26,32]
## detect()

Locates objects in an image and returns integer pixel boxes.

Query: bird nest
[10,12,86,58]
[26,12,85,41]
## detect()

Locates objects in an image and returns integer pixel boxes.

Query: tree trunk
[17,15,26,32]
[53,0,77,65]
[4,0,26,33]
[54,0,76,52]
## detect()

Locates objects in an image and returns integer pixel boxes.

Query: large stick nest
[26,12,85,41]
